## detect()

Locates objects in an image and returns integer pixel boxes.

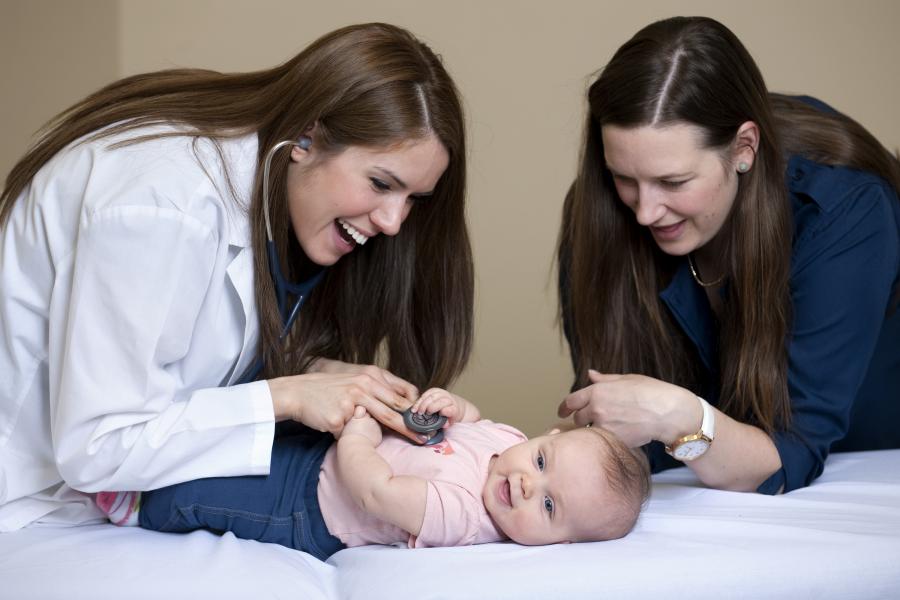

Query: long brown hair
[559,16,793,433]
[771,93,900,312]
[771,93,900,194]
[559,17,900,434]
[1,23,473,389]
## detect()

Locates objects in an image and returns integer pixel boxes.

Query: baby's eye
[370,178,391,192]
[536,453,545,471]
[543,496,554,515]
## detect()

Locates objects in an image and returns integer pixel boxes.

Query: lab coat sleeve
[50,204,274,492]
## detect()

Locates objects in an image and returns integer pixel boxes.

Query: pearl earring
[737,161,750,173]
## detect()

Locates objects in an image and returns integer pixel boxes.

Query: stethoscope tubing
[262,139,325,336]
[262,139,300,243]
[235,140,319,384]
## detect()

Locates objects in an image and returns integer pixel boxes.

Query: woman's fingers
[351,373,426,443]
[382,371,418,407]
[357,396,424,443]
[273,370,431,444]
[367,374,413,412]
[569,407,594,428]
[588,369,624,383]
[311,359,418,412]
[559,371,622,418]
[557,387,591,418]
[355,365,416,411]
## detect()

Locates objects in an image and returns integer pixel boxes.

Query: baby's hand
[411,388,466,426]
[339,406,383,446]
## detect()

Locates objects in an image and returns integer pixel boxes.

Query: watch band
[698,396,715,439]
[664,396,715,460]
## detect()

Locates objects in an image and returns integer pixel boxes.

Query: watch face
[672,439,710,461]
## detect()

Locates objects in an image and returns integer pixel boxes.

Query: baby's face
[482,429,615,545]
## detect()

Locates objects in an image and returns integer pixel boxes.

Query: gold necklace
[687,253,725,287]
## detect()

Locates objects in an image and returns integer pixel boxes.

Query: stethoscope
[236,138,446,444]
[234,138,323,385]
[261,139,325,338]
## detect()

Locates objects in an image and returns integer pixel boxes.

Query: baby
[97,389,650,559]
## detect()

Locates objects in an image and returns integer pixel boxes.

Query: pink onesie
[317,420,527,548]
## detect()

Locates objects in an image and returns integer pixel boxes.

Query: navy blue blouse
[650,154,900,493]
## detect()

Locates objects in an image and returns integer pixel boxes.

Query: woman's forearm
[681,408,783,492]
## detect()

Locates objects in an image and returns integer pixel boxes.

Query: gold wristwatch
[665,396,715,461]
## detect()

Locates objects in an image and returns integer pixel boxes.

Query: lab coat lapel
[225,245,259,386]
[219,133,261,386]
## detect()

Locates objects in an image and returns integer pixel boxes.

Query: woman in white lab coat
[0,23,472,531]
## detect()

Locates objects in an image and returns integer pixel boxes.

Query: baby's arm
[335,408,427,536]
[410,388,481,425]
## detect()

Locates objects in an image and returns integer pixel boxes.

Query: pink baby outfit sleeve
[318,420,527,548]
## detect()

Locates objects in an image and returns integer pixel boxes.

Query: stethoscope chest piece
[402,409,447,446]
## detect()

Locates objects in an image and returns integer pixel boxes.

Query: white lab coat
[0,126,276,531]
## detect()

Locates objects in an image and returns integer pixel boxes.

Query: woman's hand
[556,369,700,447]
[309,358,418,411]
[268,371,419,442]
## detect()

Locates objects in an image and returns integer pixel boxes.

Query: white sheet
[2,450,898,599]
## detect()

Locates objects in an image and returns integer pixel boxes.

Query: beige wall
[3,0,899,435]
[0,0,119,177]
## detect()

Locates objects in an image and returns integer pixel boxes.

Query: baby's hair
[571,427,651,541]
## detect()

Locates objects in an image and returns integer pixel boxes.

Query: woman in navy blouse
[556,16,899,493]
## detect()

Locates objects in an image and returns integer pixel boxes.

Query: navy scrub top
[649,154,900,493]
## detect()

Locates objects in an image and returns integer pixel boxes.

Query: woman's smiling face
[601,122,740,257]
[285,134,449,266]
